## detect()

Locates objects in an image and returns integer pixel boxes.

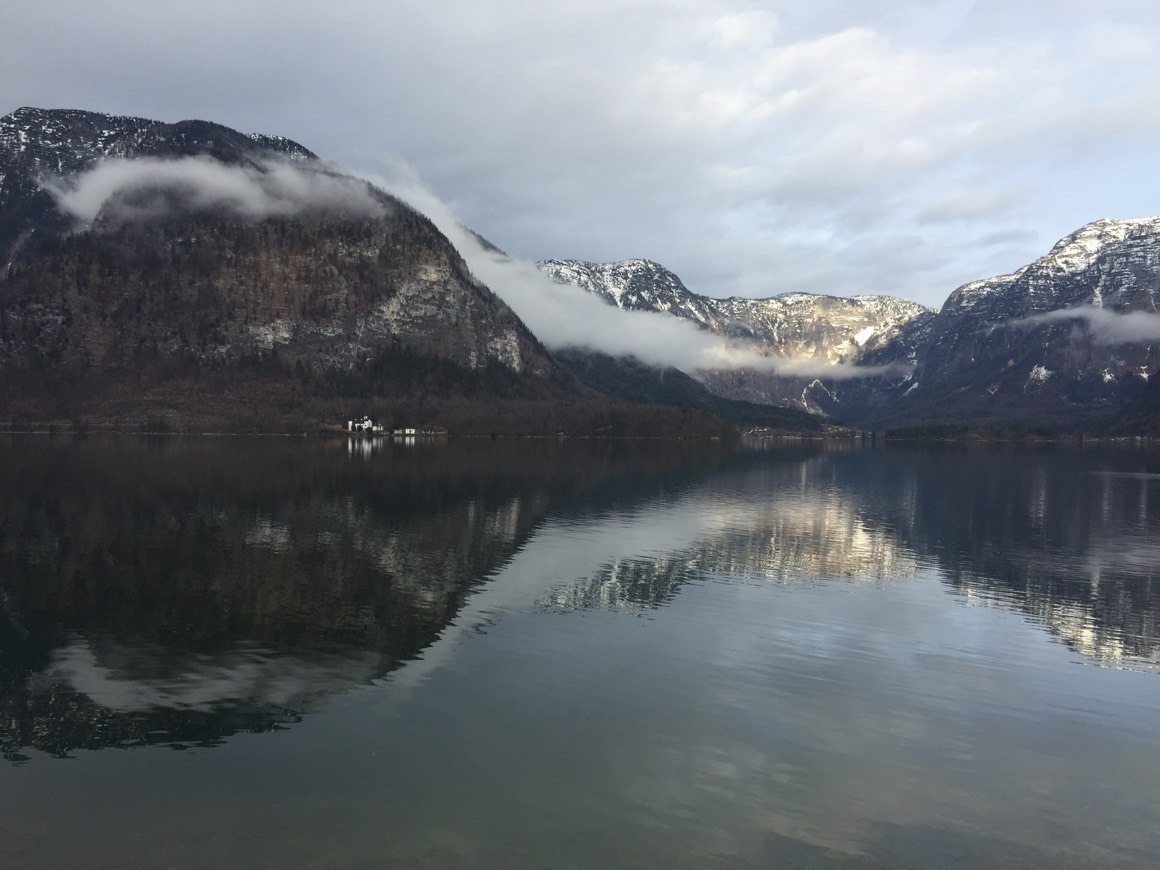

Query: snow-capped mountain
[882,218,1160,427]
[537,259,721,325]
[0,106,313,181]
[5,106,1159,433]
[538,257,934,415]
[540,219,1160,429]
[538,257,931,364]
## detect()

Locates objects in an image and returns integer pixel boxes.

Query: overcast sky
[5,0,1159,309]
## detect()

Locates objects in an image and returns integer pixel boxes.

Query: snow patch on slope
[1043,218,1160,274]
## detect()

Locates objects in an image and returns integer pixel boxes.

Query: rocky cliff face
[538,258,930,361]
[538,257,933,416]
[0,208,554,378]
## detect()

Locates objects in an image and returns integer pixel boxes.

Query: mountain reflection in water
[0,436,735,758]
[1,436,1158,765]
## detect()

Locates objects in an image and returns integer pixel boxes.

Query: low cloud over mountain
[49,156,388,228]
[376,169,905,380]
[1012,306,1160,345]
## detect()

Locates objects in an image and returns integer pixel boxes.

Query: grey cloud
[973,229,1041,248]
[5,2,1160,311]
[918,186,1032,224]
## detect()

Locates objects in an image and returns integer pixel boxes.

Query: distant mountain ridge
[539,219,1160,429]
[538,257,932,362]
[537,257,935,418]
[883,217,1160,427]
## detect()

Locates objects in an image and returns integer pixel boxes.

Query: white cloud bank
[1014,307,1160,344]
[48,156,386,228]
[373,165,903,380]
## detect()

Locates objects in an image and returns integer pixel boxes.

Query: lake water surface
[2,435,1159,868]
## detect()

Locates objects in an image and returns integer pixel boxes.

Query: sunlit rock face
[538,257,933,417]
[538,258,929,362]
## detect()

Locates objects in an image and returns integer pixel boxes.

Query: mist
[372,166,900,380]
[49,154,904,380]
[49,156,388,228]
[1013,306,1160,344]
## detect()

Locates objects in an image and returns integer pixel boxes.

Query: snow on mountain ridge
[940,217,1160,325]
[0,107,316,197]
[1042,217,1160,275]
[889,216,1160,427]
[537,256,932,365]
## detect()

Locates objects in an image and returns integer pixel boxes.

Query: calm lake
[2,435,1159,868]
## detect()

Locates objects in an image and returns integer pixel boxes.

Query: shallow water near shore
[2,435,1159,867]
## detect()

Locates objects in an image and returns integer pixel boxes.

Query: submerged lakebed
[2,435,1159,867]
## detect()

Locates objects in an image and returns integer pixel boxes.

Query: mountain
[872,218,1160,428]
[1,206,559,375]
[540,221,1160,431]
[537,257,934,418]
[0,107,755,437]
[8,107,1156,435]
[538,258,931,361]
[0,111,566,431]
